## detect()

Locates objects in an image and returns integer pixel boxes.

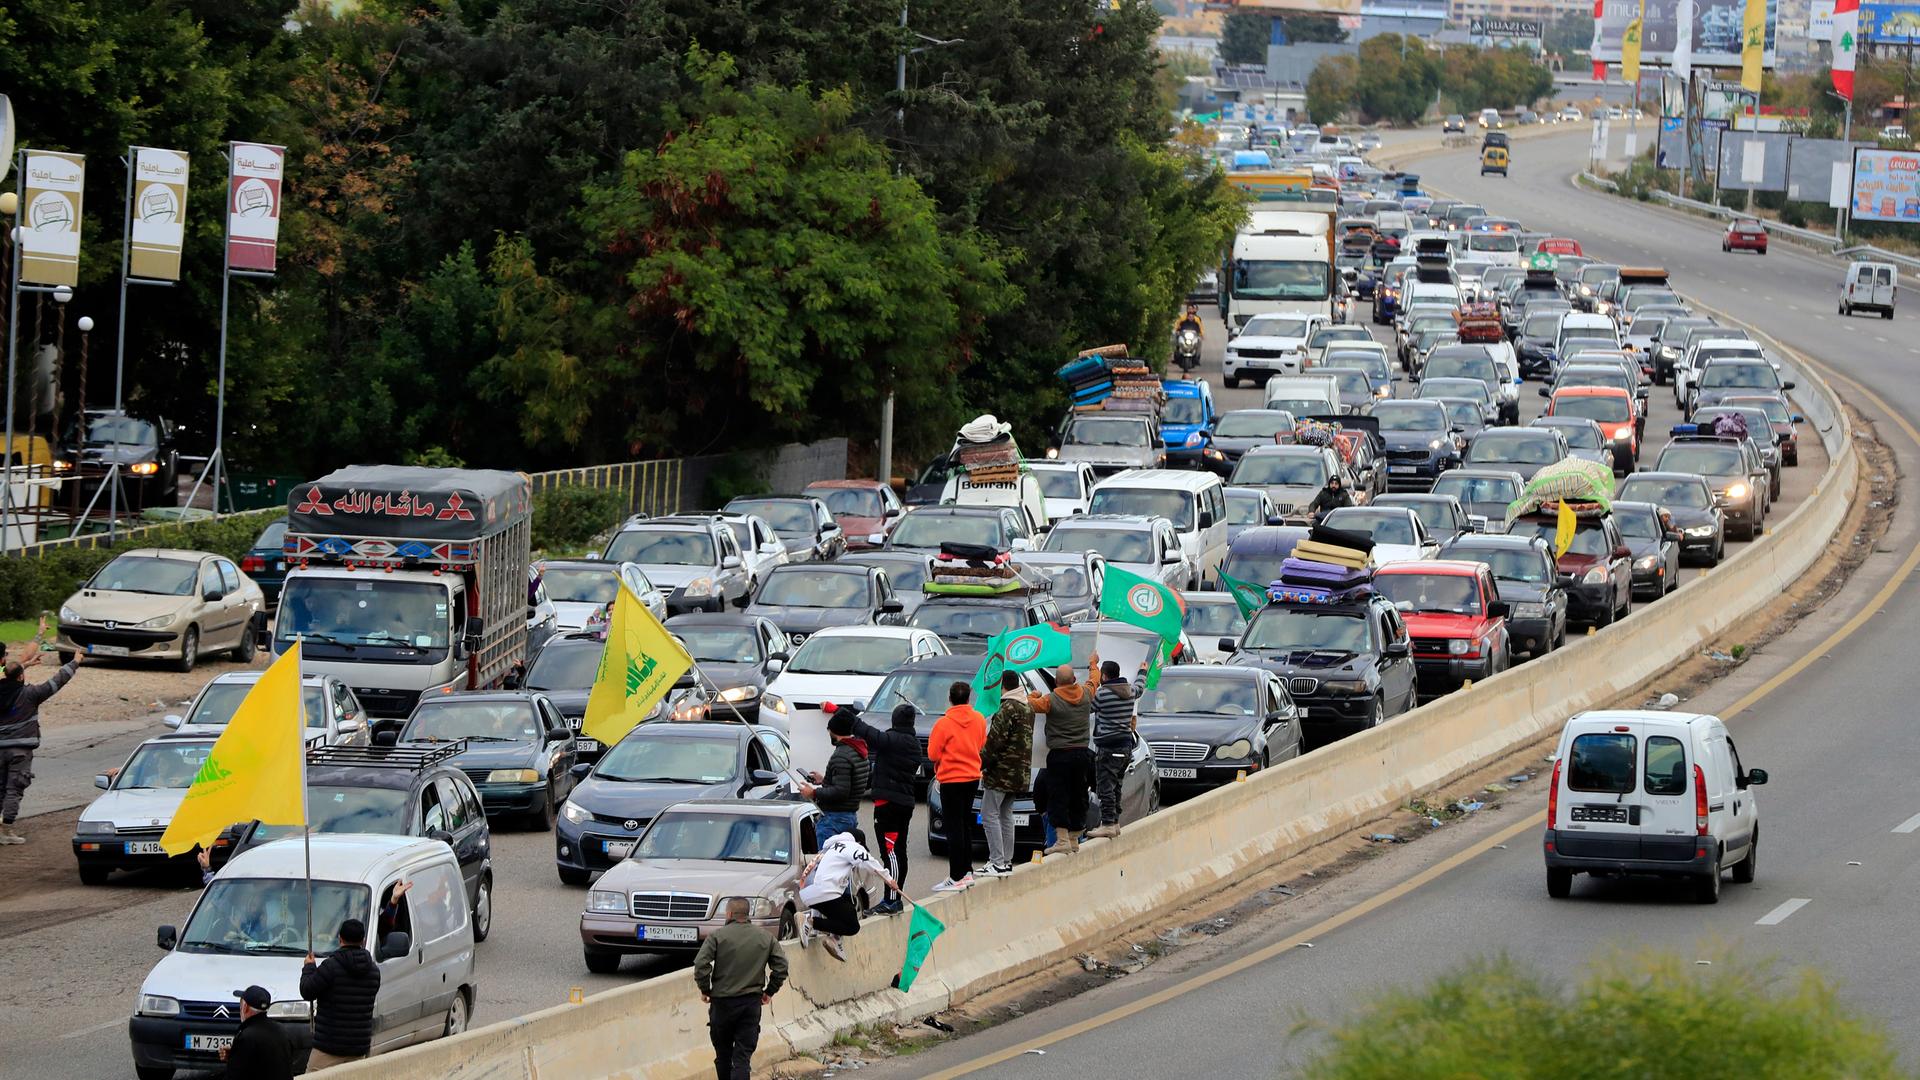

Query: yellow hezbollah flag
[1554,501,1577,559]
[582,580,693,748]
[160,643,307,855]
[1740,0,1766,92]
[1621,0,1645,84]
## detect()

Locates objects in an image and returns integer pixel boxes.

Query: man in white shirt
[796,828,899,962]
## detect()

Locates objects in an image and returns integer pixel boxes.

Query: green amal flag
[971,621,1073,715]
[1098,563,1185,644]
[891,903,947,993]
[1217,569,1269,621]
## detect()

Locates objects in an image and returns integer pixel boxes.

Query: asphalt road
[852,128,1920,1080]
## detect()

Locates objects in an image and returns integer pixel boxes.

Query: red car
[803,479,903,550]
[1536,237,1583,257]
[1723,220,1769,254]
[1371,560,1511,694]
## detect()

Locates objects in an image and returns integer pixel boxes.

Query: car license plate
[636,925,698,943]
[576,737,600,752]
[185,1034,233,1051]
[1161,767,1198,779]
[88,644,130,657]
[124,841,165,855]
[1389,465,1416,474]
[274,560,286,571]
[974,813,1035,826]
[603,839,636,859]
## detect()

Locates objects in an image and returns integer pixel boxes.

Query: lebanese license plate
[185,1034,233,1051]
[637,925,698,943]
[603,839,636,859]
[124,841,165,855]
[1389,465,1416,474]
[274,560,286,571]
[576,738,601,752]
[1161,767,1198,779]
[974,813,1035,826]
[88,644,130,657]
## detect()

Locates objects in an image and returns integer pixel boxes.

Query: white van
[1262,373,1342,418]
[1841,261,1897,318]
[1085,470,1230,585]
[940,468,1049,537]
[1544,710,1768,903]
[131,834,479,1075]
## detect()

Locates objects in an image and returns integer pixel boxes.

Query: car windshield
[891,512,1005,549]
[1512,519,1608,557]
[1553,396,1631,423]
[79,415,159,446]
[1162,397,1208,425]
[1242,315,1313,338]
[1457,546,1550,584]
[1656,446,1745,476]
[1183,600,1245,638]
[1619,478,1711,509]
[1522,313,1564,338]
[810,487,885,517]
[1537,422,1604,449]
[255,786,411,844]
[403,700,539,743]
[1632,316,1669,339]
[605,530,716,567]
[728,500,814,536]
[1270,397,1330,418]
[850,557,928,594]
[117,741,215,789]
[1215,412,1292,439]
[1468,432,1557,464]
[1139,674,1255,715]
[870,669,969,718]
[1372,403,1445,432]
[186,682,328,730]
[255,520,288,550]
[1469,233,1518,252]
[1615,506,1662,539]
[1225,491,1267,525]
[1375,573,1482,614]
[636,811,790,864]
[1324,352,1389,379]
[1327,371,1371,397]
[1232,454,1327,487]
[277,578,452,649]
[525,641,606,689]
[1322,509,1415,546]
[1389,501,1454,536]
[666,626,760,666]
[1065,417,1150,447]
[1014,558,1092,598]
[597,734,738,784]
[1086,488,1194,530]
[910,605,1019,642]
[1441,401,1482,429]
[89,555,198,596]
[541,568,620,605]
[1432,474,1519,504]
[789,634,915,675]
[1032,469,1084,498]
[180,878,370,957]
[1234,259,1332,301]
[1426,355,1497,384]
[1699,363,1778,389]
[757,570,869,609]
[1242,608,1370,651]
[1729,398,1790,423]
[1044,526,1154,563]
[1311,328,1370,349]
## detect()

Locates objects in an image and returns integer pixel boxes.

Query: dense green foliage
[531,486,625,555]
[1306,56,1359,127]
[1306,37,1550,126]
[1437,44,1555,112]
[1544,12,1596,58]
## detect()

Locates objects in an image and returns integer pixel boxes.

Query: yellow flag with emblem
[582,579,693,748]
[1739,0,1766,92]
[1554,500,1577,559]
[160,643,307,855]
[1621,0,1645,84]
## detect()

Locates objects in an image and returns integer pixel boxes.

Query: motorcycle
[1174,326,1202,373]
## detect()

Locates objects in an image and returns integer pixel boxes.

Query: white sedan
[165,670,371,746]
[763,625,948,775]
[1320,505,1441,566]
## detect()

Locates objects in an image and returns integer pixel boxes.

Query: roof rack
[307,741,468,771]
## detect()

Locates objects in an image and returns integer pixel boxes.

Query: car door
[370,876,426,1046]
[1719,727,1757,857]
[715,527,750,603]
[749,732,795,797]
[1377,603,1416,710]
[427,777,483,903]
[405,857,470,1042]
[217,559,251,646]
[1262,674,1300,762]
[335,681,370,745]
[191,559,232,647]
[537,698,577,798]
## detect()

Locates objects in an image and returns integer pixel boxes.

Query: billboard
[1809,0,1836,39]
[19,150,84,287]
[227,142,285,272]
[1861,2,1920,41]
[1227,0,1363,13]
[1852,147,1920,222]
[1717,130,1792,191]
[1469,16,1543,37]
[1786,139,1874,203]
[129,147,189,282]
[1595,0,1776,67]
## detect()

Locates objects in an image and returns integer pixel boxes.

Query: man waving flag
[1098,564,1186,688]
[1833,0,1860,102]
[971,621,1072,715]
[582,579,694,748]
[160,643,306,855]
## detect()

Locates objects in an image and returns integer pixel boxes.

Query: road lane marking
[1877,336,1890,343]
[1755,898,1812,926]
[60,1017,125,1040]
[1892,812,1920,833]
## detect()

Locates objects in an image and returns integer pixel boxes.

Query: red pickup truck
[1372,560,1511,693]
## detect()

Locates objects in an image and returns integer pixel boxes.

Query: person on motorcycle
[1307,475,1354,520]
[1176,305,1204,339]
[1173,306,1205,375]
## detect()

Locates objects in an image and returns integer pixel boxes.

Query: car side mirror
[1265,514,1284,526]
[339,718,364,734]
[1162,551,1181,564]
[1383,640,1411,658]
[1556,573,1576,588]
[453,640,471,662]
[721,555,742,569]
[95,773,112,790]
[866,532,886,546]
[372,729,399,748]
[1487,600,1510,619]
[203,588,225,603]
[818,523,835,536]
[426,828,454,847]
[879,598,904,614]
[1613,545,1631,559]
[1198,511,1215,529]
[1781,381,1795,391]
[163,714,183,729]
[157,925,178,951]
[760,542,783,555]
[1745,767,1769,786]
[884,506,902,518]
[766,657,785,674]
[1665,530,1683,542]
[1010,537,1033,552]
[1791,414,1804,423]
[1538,388,1550,397]
[380,931,412,961]
[1217,636,1238,653]
[749,769,780,786]
[570,762,592,779]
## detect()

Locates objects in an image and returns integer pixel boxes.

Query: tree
[1545,11,1595,57]
[1354,35,1439,125]
[1307,56,1359,126]
[1220,11,1271,65]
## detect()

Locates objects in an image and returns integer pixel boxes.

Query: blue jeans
[818,811,859,845]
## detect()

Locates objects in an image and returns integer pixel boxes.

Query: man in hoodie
[842,702,921,915]
[800,708,871,843]
[300,918,382,1070]
[925,681,986,891]
[796,827,898,961]
[1028,654,1101,857]
[978,670,1034,877]
[0,646,80,844]
[1090,659,1147,839]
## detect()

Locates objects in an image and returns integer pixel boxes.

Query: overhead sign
[1860,1,1920,41]
[19,150,85,287]
[1226,0,1363,14]
[226,142,285,272]
[1470,16,1543,37]
[1595,0,1776,68]
[129,147,189,282]
[1851,147,1920,222]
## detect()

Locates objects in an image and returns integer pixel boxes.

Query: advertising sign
[226,142,285,272]
[1852,147,1920,222]
[129,147,189,281]
[1861,1,1920,40]
[1469,16,1544,36]
[1231,0,1363,13]
[1810,0,1837,38]
[19,150,85,287]
[1595,0,1776,67]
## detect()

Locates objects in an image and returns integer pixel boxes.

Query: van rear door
[1636,724,1699,863]
[1557,720,1656,859]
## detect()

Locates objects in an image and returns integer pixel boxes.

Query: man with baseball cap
[798,706,870,844]
[301,917,382,1069]
[220,985,295,1079]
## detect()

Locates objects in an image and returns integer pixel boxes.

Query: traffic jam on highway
[49,130,1805,1078]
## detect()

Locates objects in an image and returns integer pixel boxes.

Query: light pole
[1830,90,1854,240]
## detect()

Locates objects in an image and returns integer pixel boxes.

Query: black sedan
[1614,500,1682,599]
[1134,665,1300,800]
[664,613,791,722]
[744,563,905,643]
[384,691,581,829]
[1437,533,1570,659]
[1617,472,1725,565]
[54,409,179,509]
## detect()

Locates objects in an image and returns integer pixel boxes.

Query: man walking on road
[300,918,382,1070]
[694,897,790,1080]
[1028,654,1100,856]
[219,985,295,1079]
[800,707,871,843]
[926,681,986,891]
[1090,659,1145,840]
[0,646,80,844]
[842,702,920,914]
[978,671,1034,877]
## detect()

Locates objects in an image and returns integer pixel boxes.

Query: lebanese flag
[1593,0,1608,80]
[1833,0,1860,101]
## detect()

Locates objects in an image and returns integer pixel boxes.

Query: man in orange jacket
[926,681,987,892]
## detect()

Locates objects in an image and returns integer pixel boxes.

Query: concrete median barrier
[329,316,1859,1080]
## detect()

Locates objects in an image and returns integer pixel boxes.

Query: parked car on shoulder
[56,548,265,671]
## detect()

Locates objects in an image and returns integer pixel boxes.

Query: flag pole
[297,639,313,956]
[688,661,754,726]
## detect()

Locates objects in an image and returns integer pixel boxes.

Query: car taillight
[240,556,266,574]
[1547,758,1562,829]
[1694,763,1709,835]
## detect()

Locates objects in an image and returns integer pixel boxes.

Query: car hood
[693,661,766,697]
[764,671,886,708]
[1626,536,1666,559]
[597,858,789,896]
[81,787,188,827]
[834,514,886,538]
[143,952,308,1008]
[1137,713,1261,743]
[1162,423,1207,445]
[571,775,741,818]
[1369,543,1426,566]
[63,590,194,622]
[1056,444,1156,466]
[1232,649,1372,676]
[1661,505,1717,529]
[1238,483,1321,511]
[1566,448,1611,466]
[744,605,872,635]
[1490,579,1548,604]
[72,443,159,467]
[640,566,714,591]
[1382,433,1447,452]
[538,688,592,720]
[1401,612,1498,637]
[1213,436,1278,457]
[1230,334,1309,351]
[779,536,816,557]
[402,741,540,770]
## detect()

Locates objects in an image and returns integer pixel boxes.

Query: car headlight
[1512,602,1546,618]
[129,462,160,477]
[1320,678,1369,693]
[1428,439,1444,449]
[1447,638,1471,655]
[761,693,790,716]
[1635,556,1661,569]
[267,1000,313,1020]
[561,800,591,825]
[59,605,78,622]
[1685,524,1717,537]
[76,819,116,836]
[1213,738,1253,760]
[138,994,181,1017]
[52,459,73,472]
[681,576,716,598]
[135,613,175,629]
[1725,481,1750,500]
[486,768,540,784]
[719,895,776,919]
[717,685,759,703]
[1582,567,1609,584]
[589,890,629,913]
[1184,431,1206,448]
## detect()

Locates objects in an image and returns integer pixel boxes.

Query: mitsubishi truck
[274,466,533,720]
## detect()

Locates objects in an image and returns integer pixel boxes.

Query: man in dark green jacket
[978,671,1034,877]
[694,898,791,1080]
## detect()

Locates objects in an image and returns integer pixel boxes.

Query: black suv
[907,592,1062,656]
[1438,533,1570,659]
[232,742,497,941]
[1223,596,1417,750]
[744,562,905,643]
[55,408,180,509]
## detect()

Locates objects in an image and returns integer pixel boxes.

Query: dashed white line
[1755,898,1812,926]
[1740,286,1751,293]
[1877,336,1891,343]
[1892,811,1920,833]
[60,1017,125,1040]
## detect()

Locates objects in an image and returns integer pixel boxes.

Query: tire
[584,948,622,974]
[470,874,493,942]
[1694,863,1722,904]
[135,1067,174,1080]
[172,627,199,673]
[1368,694,1385,728]
[1711,538,1724,565]
[78,865,110,886]
[1840,301,1849,316]
[1884,308,1894,320]
[231,614,259,663]
[1546,867,1573,899]
[444,989,470,1036]
[525,782,554,831]
[558,866,590,886]
[1592,598,1614,629]
[1732,829,1758,884]
[1617,589,1631,621]
[1722,243,1730,252]
[779,906,798,941]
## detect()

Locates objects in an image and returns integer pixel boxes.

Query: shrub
[532,486,625,554]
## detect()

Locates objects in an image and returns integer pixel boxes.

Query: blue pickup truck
[1159,379,1229,475]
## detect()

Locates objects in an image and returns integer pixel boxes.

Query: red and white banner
[226,142,285,272]
[1592,0,1608,80]
[1832,0,1859,102]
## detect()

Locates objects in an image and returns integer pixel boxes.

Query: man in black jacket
[842,702,920,915]
[300,918,383,1070]
[220,985,294,1079]
[800,707,871,844]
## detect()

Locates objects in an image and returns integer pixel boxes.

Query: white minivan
[1841,261,1897,318]
[131,834,479,1076]
[1544,710,1768,903]
[1085,469,1230,587]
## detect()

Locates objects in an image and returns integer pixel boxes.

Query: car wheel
[470,874,493,942]
[1618,589,1631,620]
[444,989,470,1036]
[1553,619,1568,651]
[779,906,798,940]
[78,865,110,886]
[172,627,199,673]
[1368,694,1385,728]
[1592,599,1613,629]
[526,782,554,831]
[558,866,590,886]
[1711,538,1724,564]
[231,614,259,663]
[1840,301,1849,316]
[1732,829,1758,884]
[1694,862,1722,904]
[1883,308,1893,320]
[584,948,621,974]
[1546,867,1572,899]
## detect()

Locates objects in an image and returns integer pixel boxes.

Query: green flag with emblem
[971,621,1073,715]
[1098,564,1185,645]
